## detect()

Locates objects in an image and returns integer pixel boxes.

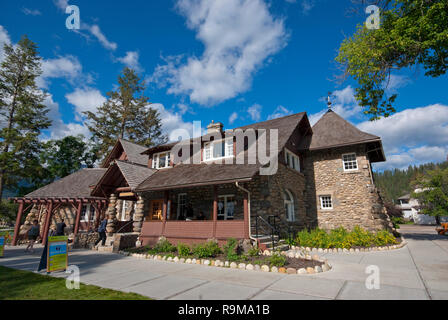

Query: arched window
[284,190,295,222]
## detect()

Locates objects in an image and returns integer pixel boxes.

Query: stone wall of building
[247,163,307,235]
[303,144,392,232]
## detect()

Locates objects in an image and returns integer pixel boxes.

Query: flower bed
[122,237,331,275]
[287,226,400,250]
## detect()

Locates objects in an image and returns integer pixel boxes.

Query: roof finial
[327,92,332,111]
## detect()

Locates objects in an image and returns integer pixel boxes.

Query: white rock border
[116,250,332,275]
[285,236,407,254]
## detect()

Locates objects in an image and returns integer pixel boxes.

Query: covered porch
[139,182,250,246]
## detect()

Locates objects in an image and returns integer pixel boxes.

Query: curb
[117,251,332,275]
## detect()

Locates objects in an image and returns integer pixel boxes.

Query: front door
[148,199,163,221]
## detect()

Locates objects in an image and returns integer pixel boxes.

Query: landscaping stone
[315,266,323,273]
[322,264,330,272]
[238,263,246,270]
[196,259,201,264]
[263,250,270,256]
[312,254,320,260]
[191,258,197,264]
[210,260,215,266]
[306,267,315,274]
[261,265,270,272]
[298,268,307,274]
[271,266,278,273]
[278,267,287,274]
[230,262,238,269]
[305,255,312,261]
[224,261,230,267]
[180,258,185,263]
[186,258,192,264]
[287,268,296,274]
[246,264,254,271]
[173,257,179,263]
[215,260,221,267]
[254,265,261,271]
[167,257,173,262]
[203,260,210,266]
[287,252,295,258]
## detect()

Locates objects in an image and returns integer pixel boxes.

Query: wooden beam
[73,201,83,238]
[42,201,54,246]
[243,192,249,239]
[119,192,135,197]
[213,186,218,238]
[161,191,169,235]
[12,202,24,246]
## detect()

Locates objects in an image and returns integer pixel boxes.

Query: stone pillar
[133,196,145,233]
[106,194,118,236]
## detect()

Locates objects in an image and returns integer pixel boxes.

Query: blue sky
[1,0,447,171]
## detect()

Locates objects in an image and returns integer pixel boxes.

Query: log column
[106,194,118,236]
[12,201,24,246]
[133,196,145,233]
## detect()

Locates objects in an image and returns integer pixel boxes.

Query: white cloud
[247,103,262,121]
[300,0,315,15]
[151,0,287,106]
[358,104,448,170]
[229,112,238,124]
[54,0,69,11]
[0,25,11,62]
[151,103,197,139]
[117,51,142,71]
[37,55,84,88]
[85,24,117,51]
[22,8,42,16]
[267,105,292,120]
[65,87,106,120]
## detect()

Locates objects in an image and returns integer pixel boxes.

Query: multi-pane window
[218,195,235,220]
[342,153,358,171]
[177,193,187,219]
[320,195,333,210]
[284,190,295,222]
[204,139,234,161]
[285,149,301,172]
[152,152,171,169]
[81,204,95,222]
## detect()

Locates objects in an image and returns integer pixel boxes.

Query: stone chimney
[206,120,223,134]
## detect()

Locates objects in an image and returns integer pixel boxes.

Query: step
[97,246,113,253]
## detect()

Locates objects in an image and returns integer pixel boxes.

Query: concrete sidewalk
[1,225,447,300]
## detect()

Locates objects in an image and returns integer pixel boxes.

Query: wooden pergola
[10,197,107,246]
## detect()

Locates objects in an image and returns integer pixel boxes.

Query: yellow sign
[47,236,68,272]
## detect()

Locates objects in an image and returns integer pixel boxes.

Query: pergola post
[42,200,54,246]
[94,201,102,229]
[73,201,82,238]
[12,201,24,246]
[161,190,169,236]
[212,186,218,238]
[243,192,249,239]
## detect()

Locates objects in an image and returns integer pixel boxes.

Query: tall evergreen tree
[0,36,51,199]
[84,67,166,160]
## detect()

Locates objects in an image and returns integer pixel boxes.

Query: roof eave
[135,177,253,192]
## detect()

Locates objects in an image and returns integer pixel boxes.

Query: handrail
[253,215,279,250]
[116,220,134,234]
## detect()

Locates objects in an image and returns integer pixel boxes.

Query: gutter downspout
[235,181,256,243]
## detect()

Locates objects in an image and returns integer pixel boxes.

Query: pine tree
[84,67,166,159]
[0,36,51,199]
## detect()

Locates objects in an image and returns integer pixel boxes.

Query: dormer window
[285,149,301,172]
[152,152,171,169]
[204,138,234,161]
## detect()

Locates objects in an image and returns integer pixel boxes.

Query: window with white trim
[218,195,235,220]
[152,152,171,169]
[284,149,301,172]
[284,190,295,222]
[80,204,95,222]
[204,138,234,161]
[177,193,187,219]
[319,195,333,210]
[342,153,358,171]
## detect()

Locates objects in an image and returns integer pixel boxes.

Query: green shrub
[149,238,176,254]
[192,240,222,258]
[390,217,403,229]
[293,226,396,249]
[223,238,240,261]
[266,253,287,267]
[177,243,191,257]
[247,246,260,257]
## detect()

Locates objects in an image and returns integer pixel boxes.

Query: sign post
[0,233,5,257]
[47,236,68,273]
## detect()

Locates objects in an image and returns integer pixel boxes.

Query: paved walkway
[1,225,447,300]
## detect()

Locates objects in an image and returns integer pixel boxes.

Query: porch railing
[253,214,280,250]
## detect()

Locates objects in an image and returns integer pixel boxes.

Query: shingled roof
[135,163,259,192]
[309,110,381,150]
[115,160,156,189]
[23,168,107,199]
[120,139,149,165]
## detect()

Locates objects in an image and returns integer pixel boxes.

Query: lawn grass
[0,266,150,300]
